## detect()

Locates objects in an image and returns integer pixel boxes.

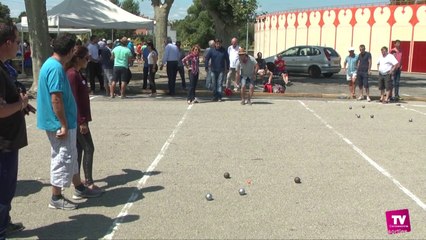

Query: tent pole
[21,26,25,76]
[111,29,113,41]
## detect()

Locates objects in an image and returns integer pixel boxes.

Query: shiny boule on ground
[205,193,213,201]
[238,188,246,195]
[224,172,230,179]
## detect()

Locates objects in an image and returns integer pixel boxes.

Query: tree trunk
[200,0,239,48]
[152,0,174,62]
[24,0,51,95]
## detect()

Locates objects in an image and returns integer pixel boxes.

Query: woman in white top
[147,41,158,96]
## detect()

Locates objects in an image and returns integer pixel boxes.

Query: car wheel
[308,66,321,78]
[323,73,333,78]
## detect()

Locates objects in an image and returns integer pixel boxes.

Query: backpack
[273,83,285,93]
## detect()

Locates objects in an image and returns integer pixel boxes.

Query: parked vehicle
[264,45,341,78]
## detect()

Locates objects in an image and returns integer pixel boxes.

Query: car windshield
[282,48,298,56]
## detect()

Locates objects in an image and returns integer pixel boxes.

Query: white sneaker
[357,96,364,101]
[366,96,371,102]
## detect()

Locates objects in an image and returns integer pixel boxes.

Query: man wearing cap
[344,47,358,99]
[236,48,258,105]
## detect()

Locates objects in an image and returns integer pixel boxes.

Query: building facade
[255,3,426,73]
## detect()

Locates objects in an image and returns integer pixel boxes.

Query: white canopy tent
[17,17,92,34]
[46,0,154,30]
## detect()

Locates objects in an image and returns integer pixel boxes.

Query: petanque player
[37,34,102,210]
[236,48,258,105]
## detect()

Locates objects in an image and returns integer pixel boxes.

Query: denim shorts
[241,77,254,86]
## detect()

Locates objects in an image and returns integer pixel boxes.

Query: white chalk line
[402,105,426,116]
[102,104,193,239]
[298,100,426,211]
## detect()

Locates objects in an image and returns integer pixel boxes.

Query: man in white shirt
[377,46,398,103]
[87,35,105,93]
[226,37,240,91]
[160,37,180,95]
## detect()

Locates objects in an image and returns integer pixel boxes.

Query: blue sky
[7,0,388,20]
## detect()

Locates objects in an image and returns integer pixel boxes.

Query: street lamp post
[246,19,249,49]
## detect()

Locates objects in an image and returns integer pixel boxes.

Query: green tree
[200,0,257,48]
[0,2,11,21]
[121,0,140,15]
[173,0,215,48]
[24,0,51,94]
[150,0,174,61]
[109,0,121,5]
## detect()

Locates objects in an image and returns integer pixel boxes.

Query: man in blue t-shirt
[37,34,101,210]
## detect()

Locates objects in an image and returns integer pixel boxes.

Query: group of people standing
[343,41,403,103]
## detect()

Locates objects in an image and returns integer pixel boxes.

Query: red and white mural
[255,4,426,73]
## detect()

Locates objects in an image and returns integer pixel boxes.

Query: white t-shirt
[148,51,157,65]
[228,45,240,69]
[237,55,257,78]
[377,53,398,75]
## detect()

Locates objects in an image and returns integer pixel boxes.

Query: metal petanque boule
[349,106,352,110]
[238,188,246,196]
[205,193,213,201]
[294,177,301,184]
[370,114,374,118]
[362,105,365,108]
[224,172,230,179]
[409,118,413,122]
[356,114,361,118]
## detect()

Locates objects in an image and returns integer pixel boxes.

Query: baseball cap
[348,47,355,51]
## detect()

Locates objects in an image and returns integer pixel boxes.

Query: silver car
[264,45,341,78]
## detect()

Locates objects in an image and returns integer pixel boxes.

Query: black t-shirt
[357,51,372,72]
[0,61,27,152]
[256,58,267,70]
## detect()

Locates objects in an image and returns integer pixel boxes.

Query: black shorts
[378,73,393,91]
[113,66,131,84]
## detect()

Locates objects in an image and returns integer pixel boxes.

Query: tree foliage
[174,0,257,49]
[121,0,140,15]
[173,0,215,48]
[109,0,121,6]
[0,2,11,21]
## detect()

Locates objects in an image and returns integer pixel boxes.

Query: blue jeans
[211,71,224,100]
[393,68,401,97]
[187,72,199,101]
